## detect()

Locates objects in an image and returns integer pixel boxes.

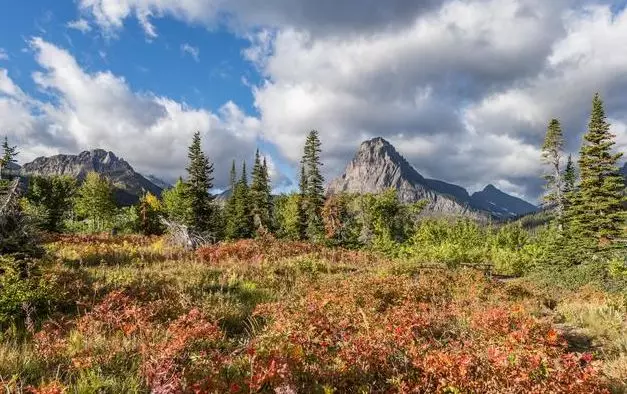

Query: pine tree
[297,162,307,240]
[562,154,577,225]
[563,155,576,195]
[541,119,565,226]
[571,93,625,245]
[301,130,325,241]
[262,156,272,230]
[224,160,238,239]
[0,136,18,180]
[250,149,271,234]
[186,132,214,232]
[232,162,253,238]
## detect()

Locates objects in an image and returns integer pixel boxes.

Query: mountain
[327,137,537,219]
[21,149,162,205]
[327,138,482,218]
[471,185,537,219]
[145,174,172,190]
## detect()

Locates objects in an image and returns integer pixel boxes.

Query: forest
[0,93,625,393]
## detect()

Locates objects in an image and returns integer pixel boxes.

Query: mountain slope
[327,137,537,220]
[327,138,483,218]
[145,174,172,190]
[471,185,537,219]
[21,149,162,205]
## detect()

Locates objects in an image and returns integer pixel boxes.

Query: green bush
[0,256,59,335]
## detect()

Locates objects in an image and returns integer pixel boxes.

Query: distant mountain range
[20,149,163,205]
[13,140,544,217]
[327,137,538,220]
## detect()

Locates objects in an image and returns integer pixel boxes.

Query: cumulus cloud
[0,38,264,187]
[0,48,8,61]
[59,0,627,200]
[67,18,92,33]
[180,43,200,62]
[77,0,445,38]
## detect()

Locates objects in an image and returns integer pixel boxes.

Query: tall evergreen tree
[0,136,18,180]
[301,130,325,241]
[562,154,577,224]
[186,132,214,232]
[232,162,253,238]
[563,155,576,195]
[224,160,238,239]
[250,149,271,233]
[297,162,307,240]
[262,156,273,230]
[571,93,625,244]
[541,119,565,226]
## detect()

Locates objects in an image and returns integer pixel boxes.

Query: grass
[0,235,623,393]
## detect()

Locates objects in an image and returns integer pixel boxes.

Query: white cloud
[181,43,200,62]
[52,0,627,200]
[0,49,8,61]
[67,18,92,33]
[0,38,263,186]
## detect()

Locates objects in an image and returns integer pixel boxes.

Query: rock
[327,137,537,220]
[21,149,163,205]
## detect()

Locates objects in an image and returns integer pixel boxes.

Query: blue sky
[0,1,257,112]
[0,0,626,201]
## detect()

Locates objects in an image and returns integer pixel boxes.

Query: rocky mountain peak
[21,149,162,205]
[328,137,538,220]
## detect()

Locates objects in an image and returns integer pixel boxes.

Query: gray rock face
[327,138,485,218]
[327,137,539,220]
[21,149,162,205]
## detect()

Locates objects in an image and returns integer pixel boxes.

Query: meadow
[1,234,625,393]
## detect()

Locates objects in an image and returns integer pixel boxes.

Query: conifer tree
[0,136,18,180]
[250,149,271,233]
[563,155,576,195]
[571,93,625,245]
[301,130,325,241]
[562,154,577,224]
[224,160,238,239]
[297,162,307,240]
[541,119,565,226]
[262,156,273,230]
[232,162,253,238]
[186,132,214,232]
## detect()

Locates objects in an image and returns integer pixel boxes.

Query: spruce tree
[0,136,18,180]
[233,162,253,238]
[541,119,565,226]
[563,155,576,195]
[297,162,307,240]
[571,93,625,245]
[186,132,214,232]
[301,130,325,241]
[250,149,271,233]
[224,160,238,239]
[562,154,577,224]
[262,156,272,230]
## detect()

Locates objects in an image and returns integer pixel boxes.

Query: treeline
[2,94,625,272]
[539,93,625,263]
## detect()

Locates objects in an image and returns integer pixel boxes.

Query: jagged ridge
[21,149,162,205]
[327,137,537,219]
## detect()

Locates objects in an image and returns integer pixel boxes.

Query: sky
[1,0,626,202]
